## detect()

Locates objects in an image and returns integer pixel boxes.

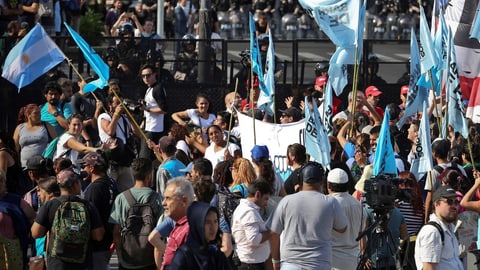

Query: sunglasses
[438,198,459,206]
[141,73,152,78]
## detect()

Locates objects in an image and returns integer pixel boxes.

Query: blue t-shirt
[40,102,73,136]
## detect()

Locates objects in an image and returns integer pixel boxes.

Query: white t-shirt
[55,133,79,161]
[186,109,216,129]
[98,113,131,143]
[176,140,191,158]
[144,87,165,132]
[204,142,240,170]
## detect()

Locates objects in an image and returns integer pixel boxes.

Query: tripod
[356,208,398,270]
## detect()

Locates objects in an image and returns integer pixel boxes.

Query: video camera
[123,99,144,114]
[364,174,415,215]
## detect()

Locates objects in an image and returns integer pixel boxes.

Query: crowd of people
[0,52,480,270]
[0,0,477,270]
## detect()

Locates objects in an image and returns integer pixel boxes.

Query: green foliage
[79,9,104,46]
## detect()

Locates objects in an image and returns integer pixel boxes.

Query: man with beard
[40,81,73,135]
[414,186,463,270]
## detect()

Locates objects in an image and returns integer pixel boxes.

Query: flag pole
[65,58,101,103]
[226,78,239,149]
[349,46,360,138]
[428,70,443,134]
[110,88,149,142]
[467,136,477,171]
[251,70,257,145]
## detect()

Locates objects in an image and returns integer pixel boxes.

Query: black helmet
[146,49,165,67]
[182,34,196,47]
[118,23,134,36]
[103,46,119,60]
[258,34,269,46]
[300,162,324,185]
[314,62,329,76]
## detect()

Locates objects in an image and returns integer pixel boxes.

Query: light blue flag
[373,109,397,177]
[434,10,448,71]
[304,96,331,169]
[249,13,264,81]
[258,31,275,115]
[419,6,438,74]
[298,0,363,95]
[409,100,434,181]
[446,28,469,138]
[470,2,480,41]
[2,23,65,90]
[397,28,429,129]
[323,80,334,136]
[64,23,109,93]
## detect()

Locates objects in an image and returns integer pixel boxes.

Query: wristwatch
[53,111,60,117]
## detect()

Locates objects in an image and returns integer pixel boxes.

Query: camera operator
[360,175,408,270]
[98,92,142,192]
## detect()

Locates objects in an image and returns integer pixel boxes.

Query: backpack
[396,221,444,270]
[0,193,30,263]
[51,196,91,264]
[120,190,158,266]
[217,186,242,228]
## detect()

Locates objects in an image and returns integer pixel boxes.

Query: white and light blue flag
[298,0,365,95]
[258,31,275,115]
[2,23,65,90]
[410,100,434,180]
[446,27,469,138]
[305,96,331,169]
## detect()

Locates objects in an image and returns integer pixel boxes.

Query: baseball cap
[432,185,458,202]
[301,162,324,185]
[251,145,269,160]
[315,76,328,87]
[75,152,106,167]
[279,107,302,122]
[57,168,85,187]
[158,136,176,152]
[365,85,382,97]
[400,85,409,95]
[327,168,348,184]
[26,155,47,171]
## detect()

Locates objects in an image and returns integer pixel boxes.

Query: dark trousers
[139,130,166,160]
[237,262,265,270]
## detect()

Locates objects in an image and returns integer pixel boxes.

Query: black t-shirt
[35,195,103,270]
[284,167,302,195]
[84,177,119,251]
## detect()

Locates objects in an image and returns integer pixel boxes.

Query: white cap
[327,168,348,184]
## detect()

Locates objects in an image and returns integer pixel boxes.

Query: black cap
[301,162,324,185]
[432,186,457,202]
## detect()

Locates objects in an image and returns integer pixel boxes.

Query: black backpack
[120,190,158,266]
[217,186,242,228]
[396,221,444,270]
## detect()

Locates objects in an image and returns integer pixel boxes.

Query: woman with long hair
[229,158,256,198]
[54,114,116,161]
[171,93,216,138]
[396,171,424,236]
[13,104,56,168]
[168,123,192,165]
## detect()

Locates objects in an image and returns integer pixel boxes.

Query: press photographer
[98,92,142,192]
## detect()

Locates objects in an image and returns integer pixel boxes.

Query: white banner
[237,112,305,181]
